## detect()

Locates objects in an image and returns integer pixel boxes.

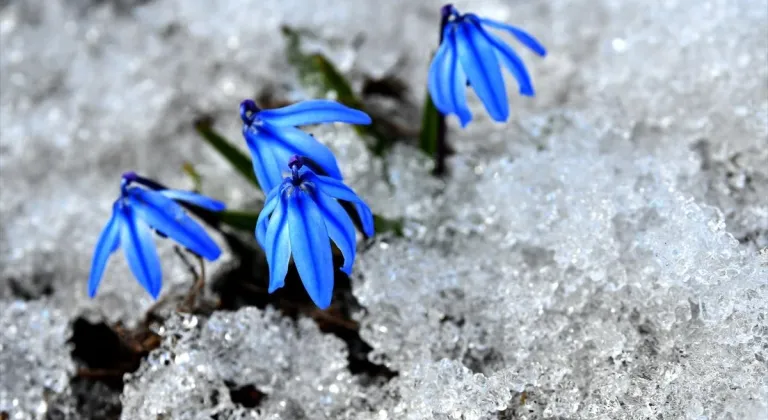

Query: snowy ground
[1,0,766,419]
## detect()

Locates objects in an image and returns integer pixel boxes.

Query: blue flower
[88,172,225,299]
[256,156,374,309]
[240,99,372,192]
[428,4,547,126]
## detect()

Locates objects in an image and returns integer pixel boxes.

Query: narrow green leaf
[281,25,319,84]
[373,214,404,237]
[311,54,362,108]
[182,161,203,193]
[216,206,402,238]
[213,209,399,240]
[194,118,260,190]
[311,54,397,155]
[418,91,440,156]
[281,26,398,156]
[218,209,260,231]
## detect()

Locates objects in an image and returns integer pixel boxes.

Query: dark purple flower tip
[288,155,305,184]
[288,155,304,171]
[120,172,138,195]
[441,4,458,19]
[440,3,454,18]
[119,172,167,194]
[121,171,138,183]
[239,99,260,125]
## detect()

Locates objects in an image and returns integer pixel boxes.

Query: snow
[1,0,766,418]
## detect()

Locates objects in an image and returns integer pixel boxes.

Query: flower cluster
[88,4,544,309]
[242,101,374,309]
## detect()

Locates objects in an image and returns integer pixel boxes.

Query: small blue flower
[240,99,372,192]
[256,156,374,309]
[88,172,225,299]
[428,4,547,126]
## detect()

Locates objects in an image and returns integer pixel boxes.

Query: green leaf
[194,118,260,191]
[281,25,320,84]
[310,54,362,108]
[373,214,404,237]
[218,209,260,231]
[182,161,203,193]
[216,207,402,238]
[418,91,440,156]
[281,25,397,156]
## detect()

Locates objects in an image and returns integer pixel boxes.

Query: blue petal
[471,20,534,96]
[428,32,454,114]
[264,194,291,293]
[261,122,344,180]
[268,141,296,180]
[120,206,163,298]
[127,188,221,261]
[287,190,334,309]
[243,126,286,192]
[159,189,226,211]
[256,185,282,249]
[312,189,358,274]
[429,26,472,126]
[305,173,374,237]
[477,17,547,57]
[258,100,372,127]
[446,30,472,127]
[306,173,365,203]
[353,201,375,238]
[456,21,509,123]
[88,203,123,298]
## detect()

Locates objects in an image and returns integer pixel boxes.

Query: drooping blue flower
[428,4,547,127]
[88,172,225,299]
[240,99,372,192]
[256,156,374,309]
